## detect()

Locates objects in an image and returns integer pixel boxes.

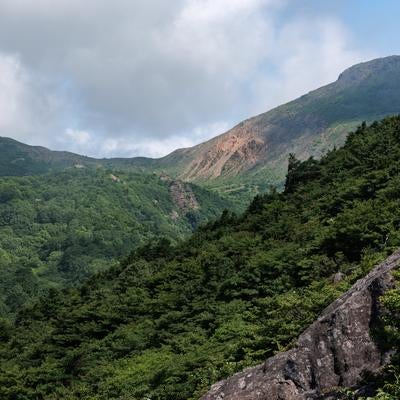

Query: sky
[0,0,399,159]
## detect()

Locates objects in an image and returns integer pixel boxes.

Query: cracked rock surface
[202,251,400,400]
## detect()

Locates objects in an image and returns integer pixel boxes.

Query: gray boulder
[202,251,400,400]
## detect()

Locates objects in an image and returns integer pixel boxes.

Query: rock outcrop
[169,179,199,212]
[202,251,400,400]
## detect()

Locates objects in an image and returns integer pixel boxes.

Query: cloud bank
[0,0,369,157]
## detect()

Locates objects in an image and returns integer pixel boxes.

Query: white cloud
[248,18,372,114]
[162,0,276,81]
[99,137,196,159]
[64,129,91,145]
[75,120,231,158]
[0,1,370,157]
[0,54,24,130]
[0,52,67,145]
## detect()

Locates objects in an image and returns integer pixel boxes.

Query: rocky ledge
[202,251,400,400]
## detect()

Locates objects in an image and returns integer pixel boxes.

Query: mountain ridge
[160,55,400,185]
[2,56,400,205]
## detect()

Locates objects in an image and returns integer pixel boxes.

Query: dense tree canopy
[1,117,400,398]
[0,169,231,318]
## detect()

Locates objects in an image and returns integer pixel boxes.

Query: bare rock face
[169,180,199,212]
[202,251,400,400]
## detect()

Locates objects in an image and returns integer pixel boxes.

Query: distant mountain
[0,137,96,176]
[0,137,154,176]
[2,56,400,201]
[158,56,400,192]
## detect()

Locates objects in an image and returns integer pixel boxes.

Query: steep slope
[203,252,399,400]
[2,117,400,399]
[0,169,232,318]
[159,56,400,190]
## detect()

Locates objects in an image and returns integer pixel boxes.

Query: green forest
[0,168,231,319]
[0,117,399,399]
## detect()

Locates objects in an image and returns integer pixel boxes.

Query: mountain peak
[161,56,400,191]
[337,55,400,85]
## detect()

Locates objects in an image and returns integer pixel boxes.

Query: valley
[0,168,231,318]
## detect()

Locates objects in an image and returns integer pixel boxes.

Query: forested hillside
[1,117,400,399]
[0,168,231,319]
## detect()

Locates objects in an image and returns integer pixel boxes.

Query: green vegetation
[0,168,231,319]
[1,117,400,398]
